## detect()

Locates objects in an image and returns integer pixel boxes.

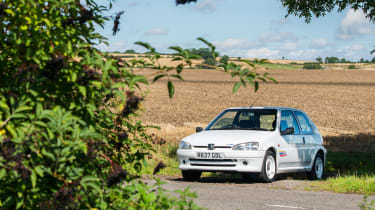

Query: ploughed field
[138,68,375,152]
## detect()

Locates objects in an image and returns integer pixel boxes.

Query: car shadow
[170,172,311,184]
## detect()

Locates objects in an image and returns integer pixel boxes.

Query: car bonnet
[182,130,275,146]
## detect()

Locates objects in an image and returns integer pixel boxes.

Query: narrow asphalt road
[148,176,368,210]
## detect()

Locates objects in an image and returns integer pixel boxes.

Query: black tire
[260,150,277,183]
[181,170,202,181]
[308,153,325,180]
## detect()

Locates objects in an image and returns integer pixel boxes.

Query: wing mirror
[196,127,203,133]
[281,127,294,135]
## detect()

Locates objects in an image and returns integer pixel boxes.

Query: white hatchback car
[177,107,326,182]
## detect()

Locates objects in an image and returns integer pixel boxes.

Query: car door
[278,110,304,168]
[294,111,314,166]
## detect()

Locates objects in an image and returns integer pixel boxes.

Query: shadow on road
[170,172,309,184]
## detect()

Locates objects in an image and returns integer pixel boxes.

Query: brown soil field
[137,68,375,152]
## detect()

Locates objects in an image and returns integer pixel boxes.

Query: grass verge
[310,151,375,194]
[142,143,181,176]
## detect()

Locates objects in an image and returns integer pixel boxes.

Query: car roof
[226,106,303,112]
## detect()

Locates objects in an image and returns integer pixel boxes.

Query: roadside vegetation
[312,151,375,194]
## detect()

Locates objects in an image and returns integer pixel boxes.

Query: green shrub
[348,64,357,69]
[219,55,230,65]
[303,62,322,70]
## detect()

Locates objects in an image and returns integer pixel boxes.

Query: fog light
[182,160,186,164]
[243,161,248,166]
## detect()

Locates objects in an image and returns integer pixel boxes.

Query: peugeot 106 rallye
[177,107,326,182]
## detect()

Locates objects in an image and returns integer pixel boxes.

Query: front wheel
[181,170,202,181]
[308,153,324,180]
[260,150,277,182]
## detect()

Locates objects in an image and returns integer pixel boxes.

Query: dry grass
[136,67,375,152]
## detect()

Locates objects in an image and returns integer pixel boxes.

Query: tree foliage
[0,0,199,208]
[0,0,275,208]
[280,0,375,23]
[219,55,230,65]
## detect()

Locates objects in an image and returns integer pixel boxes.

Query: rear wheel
[260,150,277,182]
[181,170,202,181]
[308,153,324,180]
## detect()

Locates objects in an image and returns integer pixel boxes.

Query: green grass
[310,175,375,194]
[142,143,181,176]
[311,151,375,194]
[258,63,302,70]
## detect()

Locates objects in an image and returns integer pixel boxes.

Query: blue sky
[97,0,375,61]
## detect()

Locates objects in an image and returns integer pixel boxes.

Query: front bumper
[177,149,266,172]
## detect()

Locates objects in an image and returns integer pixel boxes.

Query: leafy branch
[128,37,277,98]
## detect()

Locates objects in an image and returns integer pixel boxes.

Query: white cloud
[259,31,298,44]
[144,28,168,36]
[336,9,375,40]
[195,0,216,13]
[213,38,254,50]
[97,41,126,52]
[347,44,364,51]
[245,48,280,59]
[309,38,329,49]
[280,42,298,51]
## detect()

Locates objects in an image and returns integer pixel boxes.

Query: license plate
[197,152,224,159]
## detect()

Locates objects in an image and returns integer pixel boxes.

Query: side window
[280,110,300,135]
[294,111,313,134]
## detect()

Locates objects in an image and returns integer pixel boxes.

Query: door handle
[303,137,306,144]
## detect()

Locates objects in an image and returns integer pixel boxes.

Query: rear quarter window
[294,111,313,134]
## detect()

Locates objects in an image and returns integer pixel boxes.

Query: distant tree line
[316,57,375,64]
[185,48,229,69]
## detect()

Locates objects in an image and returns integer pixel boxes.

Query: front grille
[193,146,232,149]
[188,158,237,167]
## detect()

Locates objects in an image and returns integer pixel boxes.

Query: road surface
[148,176,368,210]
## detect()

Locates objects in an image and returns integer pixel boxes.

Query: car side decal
[279,151,287,157]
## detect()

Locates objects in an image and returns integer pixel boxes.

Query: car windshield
[207,109,277,131]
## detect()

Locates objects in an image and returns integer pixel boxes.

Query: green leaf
[197,37,216,52]
[254,81,259,92]
[6,125,17,138]
[134,41,155,52]
[36,103,43,117]
[15,105,32,113]
[168,46,183,53]
[167,81,174,98]
[31,170,37,188]
[170,74,184,81]
[176,64,183,74]
[152,74,166,83]
[0,168,6,179]
[78,86,87,97]
[81,175,99,184]
[132,75,149,85]
[86,182,102,196]
[0,101,9,112]
[268,77,278,83]
[34,166,44,177]
[232,82,241,94]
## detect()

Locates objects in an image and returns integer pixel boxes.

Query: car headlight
[232,142,259,151]
[179,141,192,150]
